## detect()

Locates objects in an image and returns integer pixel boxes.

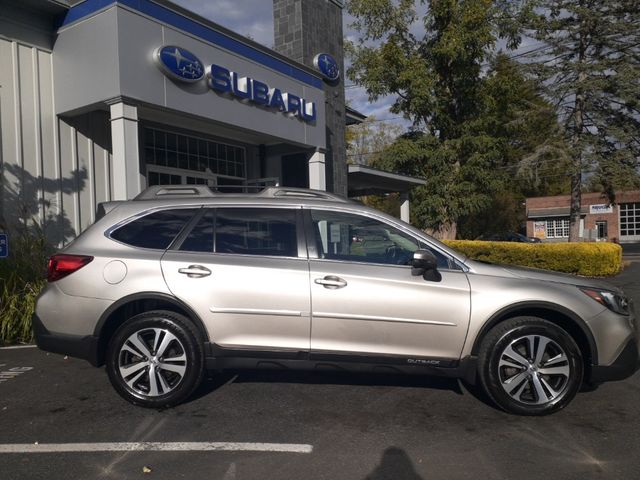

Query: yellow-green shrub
[443,240,622,277]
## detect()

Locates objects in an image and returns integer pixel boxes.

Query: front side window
[110,209,198,249]
[215,208,298,257]
[310,210,450,268]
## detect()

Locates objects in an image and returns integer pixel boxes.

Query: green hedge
[443,240,622,277]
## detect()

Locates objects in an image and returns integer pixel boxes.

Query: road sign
[0,233,8,258]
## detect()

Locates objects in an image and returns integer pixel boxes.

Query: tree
[457,54,572,238]
[370,53,572,238]
[345,116,404,166]
[523,0,640,240]
[347,0,522,238]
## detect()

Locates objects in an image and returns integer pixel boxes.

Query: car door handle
[314,276,347,289]
[178,265,212,278]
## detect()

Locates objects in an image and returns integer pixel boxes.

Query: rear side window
[215,208,298,257]
[110,209,198,249]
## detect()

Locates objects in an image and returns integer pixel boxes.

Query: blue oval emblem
[313,53,340,82]
[154,46,204,83]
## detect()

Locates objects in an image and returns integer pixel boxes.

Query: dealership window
[545,218,570,238]
[620,203,640,237]
[144,128,246,186]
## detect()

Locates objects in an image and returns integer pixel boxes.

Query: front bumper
[590,336,640,383]
[33,313,101,367]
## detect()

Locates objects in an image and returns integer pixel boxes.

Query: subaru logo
[154,46,205,83]
[313,53,340,82]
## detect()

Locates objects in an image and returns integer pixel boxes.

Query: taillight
[47,254,94,282]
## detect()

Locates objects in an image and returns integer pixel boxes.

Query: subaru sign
[153,45,316,123]
[0,233,7,258]
[154,46,205,83]
[313,53,340,82]
[208,64,316,123]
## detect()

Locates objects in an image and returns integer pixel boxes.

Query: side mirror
[411,249,442,282]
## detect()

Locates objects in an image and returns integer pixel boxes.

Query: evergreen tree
[523,0,640,240]
[347,0,520,238]
[371,54,571,238]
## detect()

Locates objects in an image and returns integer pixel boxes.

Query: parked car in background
[34,186,637,416]
[477,232,542,243]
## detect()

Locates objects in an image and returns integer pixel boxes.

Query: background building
[526,191,640,243]
[0,0,331,245]
[0,0,424,247]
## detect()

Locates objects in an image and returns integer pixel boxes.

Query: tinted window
[111,209,198,250]
[311,210,450,268]
[180,209,214,253]
[215,208,297,257]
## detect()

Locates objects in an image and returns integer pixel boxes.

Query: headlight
[581,288,630,316]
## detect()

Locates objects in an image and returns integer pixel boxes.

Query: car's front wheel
[106,310,204,408]
[478,317,583,415]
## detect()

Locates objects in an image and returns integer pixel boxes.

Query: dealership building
[526,190,640,243]
[0,0,423,245]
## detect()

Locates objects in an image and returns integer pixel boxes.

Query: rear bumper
[33,313,100,367]
[590,336,640,383]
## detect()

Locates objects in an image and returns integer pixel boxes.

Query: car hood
[467,260,622,293]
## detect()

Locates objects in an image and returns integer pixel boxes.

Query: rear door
[306,208,471,362]
[161,207,311,352]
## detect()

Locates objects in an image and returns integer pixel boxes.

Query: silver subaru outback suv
[34,186,639,415]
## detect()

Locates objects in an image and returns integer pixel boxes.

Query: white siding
[0,38,112,245]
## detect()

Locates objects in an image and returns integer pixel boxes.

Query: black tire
[106,310,204,408]
[477,317,583,416]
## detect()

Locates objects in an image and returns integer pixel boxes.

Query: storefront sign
[154,46,205,82]
[313,53,340,82]
[154,46,316,123]
[208,65,316,123]
[589,204,613,214]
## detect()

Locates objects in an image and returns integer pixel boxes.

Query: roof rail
[133,185,217,200]
[259,187,348,202]
[132,185,348,202]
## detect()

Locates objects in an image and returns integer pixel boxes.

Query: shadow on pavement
[365,447,424,480]
[184,369,470,406]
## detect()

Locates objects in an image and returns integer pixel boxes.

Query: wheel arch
[94,292,209,366]
[471,302,598,371]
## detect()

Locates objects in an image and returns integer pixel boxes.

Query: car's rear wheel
[478,317,583,415]
[106,310,204,408]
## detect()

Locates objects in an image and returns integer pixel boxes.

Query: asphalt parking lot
[1,264,639,480]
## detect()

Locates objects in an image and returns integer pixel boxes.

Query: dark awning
[527,207,589,218]
[347,164,425,197]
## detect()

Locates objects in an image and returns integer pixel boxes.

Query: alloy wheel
[498,334,571,406]
[117,327,188,397]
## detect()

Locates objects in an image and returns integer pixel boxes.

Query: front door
[161,207,311,352]
[306,209,471,362]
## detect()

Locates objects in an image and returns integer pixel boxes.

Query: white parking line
[0,442,313,454]
[0,345,37,350]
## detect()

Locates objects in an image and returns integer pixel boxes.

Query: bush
[0,228,51,345]
[444,240,622,277]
